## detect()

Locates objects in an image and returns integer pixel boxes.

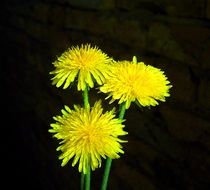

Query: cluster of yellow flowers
[49,44,172,188]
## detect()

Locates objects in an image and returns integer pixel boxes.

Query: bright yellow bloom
[50,44,113,91]
[100,56,172,109]
[49,101,127,174]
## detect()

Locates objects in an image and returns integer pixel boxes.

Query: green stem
[85,167,91,190]
[82,86,91,190]
[100,102,126,190]
[118,102,126,120]
[100,158,112,190]
[81,173,85,190]
[83,86,90,109]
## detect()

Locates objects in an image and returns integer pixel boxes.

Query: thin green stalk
[100,102,126,190]
[118,102,126,120]
[100,158,112,190]
[85,167,91,190]
[81,173,85,190]
[83,86,90,109]
[81,86,90,190]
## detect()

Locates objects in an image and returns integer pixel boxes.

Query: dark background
[2,0,210,189]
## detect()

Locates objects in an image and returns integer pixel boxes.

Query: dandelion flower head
[50,44,113,91]
[100,56,172,109]
[49,101,127,174]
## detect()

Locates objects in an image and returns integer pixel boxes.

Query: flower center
[82,126,99,143]
[77,56,94,70]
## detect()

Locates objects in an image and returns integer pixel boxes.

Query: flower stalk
[83,86,91,190]
[85,166,91,190]
[100,102,126,190]
[83,86,90,109]
[81,173,85,190]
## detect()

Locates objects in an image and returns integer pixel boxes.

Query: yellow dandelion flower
[49,101,127,174]
[100,56,172,109]
[50,44,113,91]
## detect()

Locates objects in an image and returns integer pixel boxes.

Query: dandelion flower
[100,56,172,109]
[50,44,113,91]
[49,101,127,174]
